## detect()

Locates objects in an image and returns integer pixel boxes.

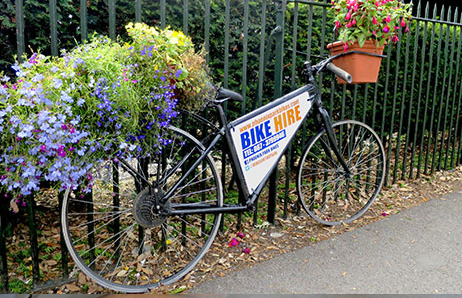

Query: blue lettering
[264,120,272,137]
[241,132,251,149]
[240,120,273,150]
[255,123,266,142]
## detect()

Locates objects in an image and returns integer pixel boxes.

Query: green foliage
[331,0,412,48]
[0,0,79,74]
[7,279,29,293]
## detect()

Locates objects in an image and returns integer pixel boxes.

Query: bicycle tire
[61,126,223,292]
[297,120,386,225]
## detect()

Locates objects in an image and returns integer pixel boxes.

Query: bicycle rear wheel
[61,126,223,292]
[297,120,385,225]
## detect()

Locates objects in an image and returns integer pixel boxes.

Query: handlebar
[325,63,352,84]
[305,53,354,84]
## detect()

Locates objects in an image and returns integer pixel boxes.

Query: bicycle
[61,55,386,292]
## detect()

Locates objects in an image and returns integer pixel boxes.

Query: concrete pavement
[190,192,462,294]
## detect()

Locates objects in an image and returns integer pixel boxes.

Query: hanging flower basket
[327,40,385,84]
[0,23,213,209]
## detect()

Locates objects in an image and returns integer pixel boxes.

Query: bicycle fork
[315,105,352,177]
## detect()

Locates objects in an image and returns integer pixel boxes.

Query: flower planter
[327,40,385,84]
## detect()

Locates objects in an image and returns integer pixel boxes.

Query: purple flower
[29,53,38,64]
[175,69,183,79]
[53,78,63,89]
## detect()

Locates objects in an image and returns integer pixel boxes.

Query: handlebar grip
[326,63,353,84]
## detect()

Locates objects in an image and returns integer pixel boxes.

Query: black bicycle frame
[140,82,350,216]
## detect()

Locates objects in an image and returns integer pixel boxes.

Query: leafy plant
[331,0,413,49]
[0,23,211,209]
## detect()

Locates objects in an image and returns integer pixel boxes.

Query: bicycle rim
[62,126,223,292]
[297,120,386,225]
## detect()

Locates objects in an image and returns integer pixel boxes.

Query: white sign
[230,91,312,193]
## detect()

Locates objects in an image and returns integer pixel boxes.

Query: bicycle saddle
[216,87,244,102]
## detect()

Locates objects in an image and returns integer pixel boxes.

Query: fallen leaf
[168,285,187,294]
[142,267,153,275]
[116,270,127,277]
[45,260,58,266]
[78,272,86,285]
[65,283,81,292]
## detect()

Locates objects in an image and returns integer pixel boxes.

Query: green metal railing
[2,0,462,292]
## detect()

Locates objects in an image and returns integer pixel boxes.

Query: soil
[4,166,462,294]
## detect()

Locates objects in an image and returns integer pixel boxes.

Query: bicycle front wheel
[297,120,386,225]
[61,126,223,292]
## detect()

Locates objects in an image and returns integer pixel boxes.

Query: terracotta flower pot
[327,40,385,84]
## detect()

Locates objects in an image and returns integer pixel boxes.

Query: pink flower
[346,21,352,28]
[242,247,251,254]
[345,10,352,21]
[392,35,399,42]
[381,212,388,216]
[229,238,239,247]
[383,25,390,33]
[385,14,391,23]
[57,146,66,157]
[352,18,357,26]
[372,16,378,25]
[335,21,342,28]
[401,19,406,27]
[237,232,245,238]
[343,43,349,52]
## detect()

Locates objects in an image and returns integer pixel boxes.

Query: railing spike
[424,1,429,18]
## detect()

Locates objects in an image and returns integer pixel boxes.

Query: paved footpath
[190,192,462,294]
